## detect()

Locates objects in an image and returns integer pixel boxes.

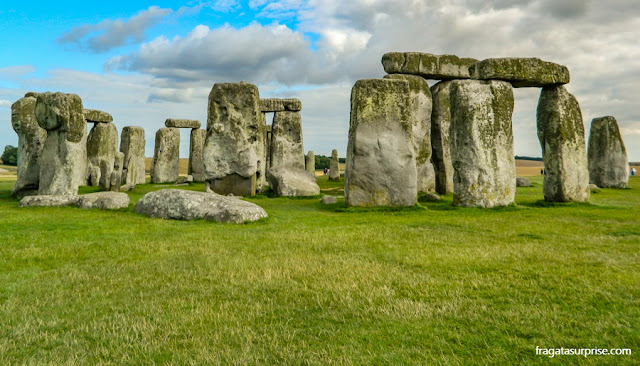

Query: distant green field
[0,176,638,364]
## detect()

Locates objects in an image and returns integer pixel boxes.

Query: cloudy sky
[1,0,639,159]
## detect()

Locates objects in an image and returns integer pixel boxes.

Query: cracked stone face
[11,95,47,198]
[587,116,629,188]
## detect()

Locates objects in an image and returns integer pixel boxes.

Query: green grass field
[0,175,638,364]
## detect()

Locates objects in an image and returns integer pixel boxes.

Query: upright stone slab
[329,149,340,181]
[270,111,305,170]
[431,81,455,195]
[35,92,87,196]
[537,85,589,202]
[86,122,118,190]
[150,127,180,184]
[110,152,124,192]
[450,80,515,208]
[11,94,47,198]
[588,116,628,188]
[469,58,570,88]
[385,74,435,192]
[120,126,146,189]
[305,150,315,175]
[345,79,416,207]
[189,129,206,181]
[203,82,265,196]
[382,52,477,80]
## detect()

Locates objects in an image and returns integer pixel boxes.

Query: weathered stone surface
[345,79,417,207]
[329,149,340,181]
[321,195,337,204]
[175,175,194,185]
[189,129,206,181]
[382,52,477,80]
[265,123,272,172]
[305,150,315,175]
[537,85,589,202]
[267,167,320,197]
[35,92,87,195]
[24,92,39,98]
[19,195,79,207]
[86,122,118,189]
[431,81,455,195]
[587,116,629,188]
[77,192,129,210]
[120,126,146,187]
[270,111,305,171]
[150,128,180,183]
[516,177,532,187]
[450,80,515,208]
[207,174,257,197]
[589,184,601,193]
[469,58,570,88]
[260,98,302,112]
[83,109,113,123]
[204,83,265,196]
[422,192,441,201]
[11,95,47,199]
[110,152,124,192]
[165,118,201,129]
[133,189,268,223]
[384,74,435,192]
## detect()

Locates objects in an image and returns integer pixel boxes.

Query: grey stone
[345,79,417,207]
[516,177,532,187]
[267,167,320,197]
[270,111,305,170]
[35,92,87,196]
[321,195,338,204]
[83,109,113,123]
[150,127,180,183]
[587,116,629,188]
[175,175,194,185]
[384,74,435,192]
[86,122,118,189]
[11,95,47,199]
[450,80,515,208]
[537,85,589,202]
[382,52,477,80]
[329,149,340,181]
[19,195,79,207]
[588,183,601,193]
[76,192,129,210]
[422,192,441,201]
[110,152,124,192]
[203,83,265,196]
[260,98,302,112]
[305,150,315,175]
[189,129,206,181]
[165,118,201,129]
[133,189,268,223]
[24,92,40,98]
[120,126,146,187]
[430,81,455,195]
[469,58,570,88]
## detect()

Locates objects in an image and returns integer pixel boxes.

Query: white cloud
[0,65,36,77]
[0,100,11,108]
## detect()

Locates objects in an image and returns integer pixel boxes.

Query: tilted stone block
[270,111,305,171]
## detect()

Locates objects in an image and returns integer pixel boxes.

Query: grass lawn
[0,175,638,364]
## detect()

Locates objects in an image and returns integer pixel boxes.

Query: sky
[1,0,639,160]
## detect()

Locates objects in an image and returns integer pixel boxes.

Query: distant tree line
[515,155,543,162]
[314,155,345,170]
[1,145,17,166]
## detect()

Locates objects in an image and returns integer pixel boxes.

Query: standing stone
[270,111,305,170]
[431,81,455,195]
[587,116,629,188]
[537,85,589,202]
[450,80,515,208]
[35,92,87,196]
[203,82,265,196]
[305,150,315,175]
[150,127,180,183]
[189,129,206,181]
[385,74,435,192]
[11,94,47,198]
[110,152,124,192]
[345,79,416,207]
[329,149,340,181]
[120,126,146,189]
[86,122,118,190]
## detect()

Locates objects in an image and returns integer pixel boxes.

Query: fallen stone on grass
[267,167,320,196]
[516,177,532,187]
[422,192,441,201]
[175,175,194,185]
[19,192,129,210]
[19,195,79,207]
[588,184,601,193]
[321,195,338,204]
[133,189,268,223]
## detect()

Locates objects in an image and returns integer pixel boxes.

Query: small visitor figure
[540,168,544,175]
[632,167,637,176]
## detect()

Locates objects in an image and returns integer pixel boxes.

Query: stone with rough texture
[86,122,118,189]
[422,192,441,201]
[175,175,194,185]
[189,129,206,181]
[469,58,570,88]
[537,85,589,202]
[11,95,47,198]
[24,92,39,98]
[265,123,272,171]
[260,98,302,112]
[120,126,146,188]
[450,80,515,208]
[133,189,268,223]
[305,150,315,175]
[329,149,340,181]
[321,195,337,204]
[345,79,417,207]
[382,52,477,80]
[204,83,265,196]
[516,177,532,187]
[83,109,113,123]
[35,92,87,196]
[19,192,129,210]
[165,118,201,129]
[267,167,320,197]
[110,152,124,192]
[19,195,79,207]
[270,111,305,171]
[385,74,435,192]
[151,128,180,183]
[430,81,455,195]
[587,116,629,188]
[589,184,601,193]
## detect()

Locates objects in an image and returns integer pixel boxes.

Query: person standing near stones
[632,167,636,176]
